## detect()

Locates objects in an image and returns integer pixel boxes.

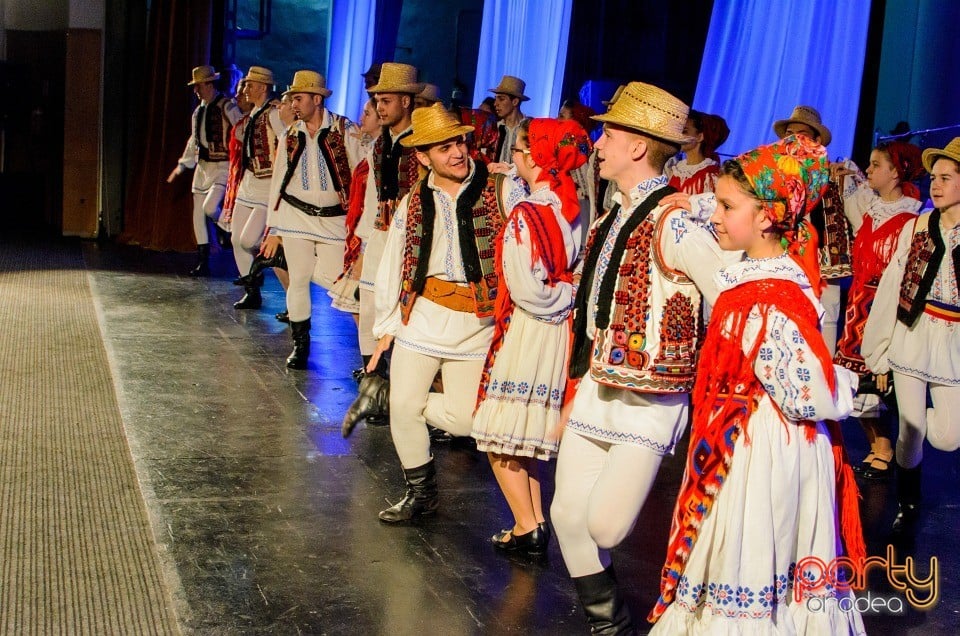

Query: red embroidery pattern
[898,228,935,320]
[604,219,653,366]
[373,136,419,230]
[399,177,504,324]
[652,292,697,380]
[203,98,229,161]
[324,120,353,208]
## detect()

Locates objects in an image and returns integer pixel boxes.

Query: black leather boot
[378,460,439,523]
[341,373,389,437]
[189,244,211,277]
[892,462,922,535]
[572,565,635,635]
[286,319,311,369]
[233,273,263,309]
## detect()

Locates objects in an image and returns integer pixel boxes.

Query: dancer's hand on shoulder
[661,192,693,212]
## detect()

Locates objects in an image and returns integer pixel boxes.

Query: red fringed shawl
[835,212,915,373]
[340,158,371,278]
[221,119,247,221]
[648,278,865,623]
[475,201,575,409]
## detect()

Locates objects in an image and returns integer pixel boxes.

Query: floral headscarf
[736,135,830,294]
[526,118,592,224]
[879,140,924,200]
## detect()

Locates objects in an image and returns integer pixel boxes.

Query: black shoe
[862,456,893,480]
[233,288,262,309]
[539,521,552,545]
[352,366,366,383]
[189,244,211,277]
[491,526,547,555]
[379,460,439,523]
[286,319,311,369]
[275,310,290,323]
[365,413,390,426]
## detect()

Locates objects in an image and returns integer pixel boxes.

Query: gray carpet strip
[0,242,178,635]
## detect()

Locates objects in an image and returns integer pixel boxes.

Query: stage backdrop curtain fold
[121,0,215,251]
[327,0,377,122]
[693,0,871,159]
[471,0,573,118]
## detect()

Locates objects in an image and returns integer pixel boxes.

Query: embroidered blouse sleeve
[742,304,857,421]
[342,119,364,172]
[862,218,915,374]
[372,194,410,339]
[841,164,872,235]
[224,99,243,126]
[501,206,575,321]
[177,108,200,170]
[658,208,725,305]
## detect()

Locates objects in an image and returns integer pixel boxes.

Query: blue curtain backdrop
[472,0,573,117]
[327,0,377,122]
[693,0,871,159]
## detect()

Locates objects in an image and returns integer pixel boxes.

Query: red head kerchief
[880,140,924,200]
[700,113,730,162]
[526,118,592,224]
[736,134,831,294]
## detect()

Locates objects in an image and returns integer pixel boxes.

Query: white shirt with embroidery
[373,162,524,359]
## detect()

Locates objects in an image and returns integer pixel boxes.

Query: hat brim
[591,112,694,145]
[243,75,275,86]
[773,118,832,147]
[282,86,332,98]
[489,89,530,102]
[400,124,475,148]
[922,148,960,173]
[369,82,425,95]
[187,73,220,86]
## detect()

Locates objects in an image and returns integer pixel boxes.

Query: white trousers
[230,202,266,276]
[893,372,960,468]
[389,345,484,468]
[358,287,378,356]
[551,430,664,577]
[282,236,343,322]
[192,187,226,245]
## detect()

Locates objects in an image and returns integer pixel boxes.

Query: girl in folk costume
[649,136,865,635]
[329,98,382,317]
[863,138,960,535]
[472,119,591,555]
[834,141,924,480]
[663,111,729,195]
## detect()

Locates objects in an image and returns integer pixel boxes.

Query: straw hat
[922,137,960,172]
[417,83,441,104]
[282,70,332,97]
[243,65,275,86]
[400,103,475,148]
[601,85,626,107]
[187,65,220,86]
[591,81,693,144]
[489,75,530,102]
[368,63,424,95]
[773,105,832,147]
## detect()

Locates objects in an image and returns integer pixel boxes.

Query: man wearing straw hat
[366,103,523,523]
[354,63,425,379]
[264,70,363,369]
[168,65,242,276]
[230,66,287,310]
[490,75,531,163]
[414,83,442,109]
[550,81,726,633]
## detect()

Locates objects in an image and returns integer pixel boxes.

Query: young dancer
[472,119,591,555]
[649,135,864,634]
[863,137,960,535]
